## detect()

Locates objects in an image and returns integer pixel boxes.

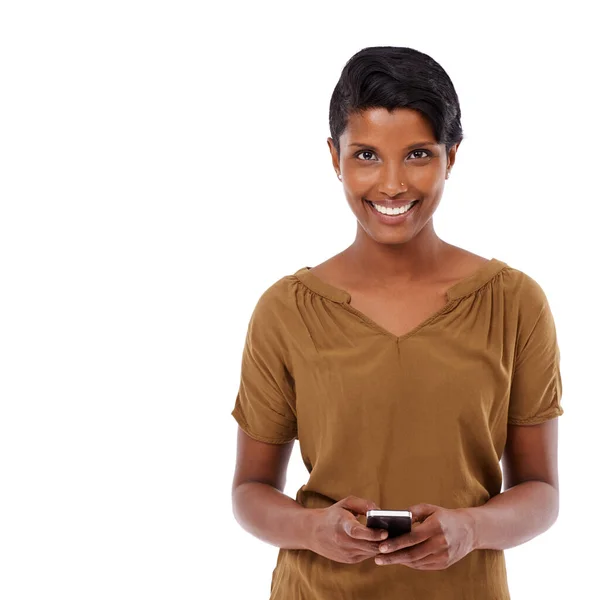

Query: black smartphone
[366,510,412,538]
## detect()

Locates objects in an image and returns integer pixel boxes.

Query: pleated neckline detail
[294,258,509,305]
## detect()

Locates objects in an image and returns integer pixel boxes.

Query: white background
[0,1,597,598]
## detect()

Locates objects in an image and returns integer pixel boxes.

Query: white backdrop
[0,1,596,598]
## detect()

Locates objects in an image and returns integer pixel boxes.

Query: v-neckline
[294,257,509,343]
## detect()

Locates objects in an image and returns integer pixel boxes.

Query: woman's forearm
[232,481,316,550]
[466,480,559,551]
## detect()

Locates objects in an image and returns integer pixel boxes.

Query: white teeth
[371,201,416,215]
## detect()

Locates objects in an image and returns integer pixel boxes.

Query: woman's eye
[355,149,431,161]
[409,149,431,159]
[356,150,377,161]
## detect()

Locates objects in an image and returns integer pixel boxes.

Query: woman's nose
[378,166,409,195]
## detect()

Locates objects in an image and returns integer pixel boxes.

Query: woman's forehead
[342,108,436,146]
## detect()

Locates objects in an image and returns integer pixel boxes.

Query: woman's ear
[447,141,460,172]
[327,137,340,176]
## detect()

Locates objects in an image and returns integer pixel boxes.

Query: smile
[365,199,419,223]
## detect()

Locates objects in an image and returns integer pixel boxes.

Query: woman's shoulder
[497,260,553,312]
[299,256,348,290]
[246,271,305,322]
[449,246,550,307]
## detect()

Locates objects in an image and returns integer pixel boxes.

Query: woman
[231,46,564,599]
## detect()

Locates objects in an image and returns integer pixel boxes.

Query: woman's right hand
[306,495,389,564]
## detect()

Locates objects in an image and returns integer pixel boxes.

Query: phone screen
[366,510,412,538]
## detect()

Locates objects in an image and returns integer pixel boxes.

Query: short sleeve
[508,289,564,426]
[231,286,298,444]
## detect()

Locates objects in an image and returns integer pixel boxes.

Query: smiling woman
[231,46,563,600]
[327,48,462,252]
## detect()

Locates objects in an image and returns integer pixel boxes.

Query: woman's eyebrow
[349,141,437,150]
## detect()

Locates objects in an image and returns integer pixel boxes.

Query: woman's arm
[231,427,314,550]
[467,418,560,550]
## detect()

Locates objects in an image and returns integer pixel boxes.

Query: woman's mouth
[365,199,419,224]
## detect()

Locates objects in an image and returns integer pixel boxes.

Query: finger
[378,526,430,553]
[376,540,436,566]
[343,517,388,541]
[408,503,437,523]
[338,495,379,516]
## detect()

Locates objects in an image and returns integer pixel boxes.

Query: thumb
[408,502,438,523]
[337,495,380,516]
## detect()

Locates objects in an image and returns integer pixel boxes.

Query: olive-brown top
[231,257,564,600]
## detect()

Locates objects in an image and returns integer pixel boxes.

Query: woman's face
[327,107,458,245]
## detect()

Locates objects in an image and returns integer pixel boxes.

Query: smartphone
[366,510,412,538]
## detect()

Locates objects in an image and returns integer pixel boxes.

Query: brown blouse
[231,257,564,599]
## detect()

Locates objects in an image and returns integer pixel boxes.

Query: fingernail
[380,544,389,552]
[380,532,387,539]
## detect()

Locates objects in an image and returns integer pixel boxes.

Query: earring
[337,173,342,181]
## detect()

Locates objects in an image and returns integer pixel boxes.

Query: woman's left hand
[374,503,477,570]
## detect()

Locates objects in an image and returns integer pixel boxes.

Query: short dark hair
[329,46,463,158]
